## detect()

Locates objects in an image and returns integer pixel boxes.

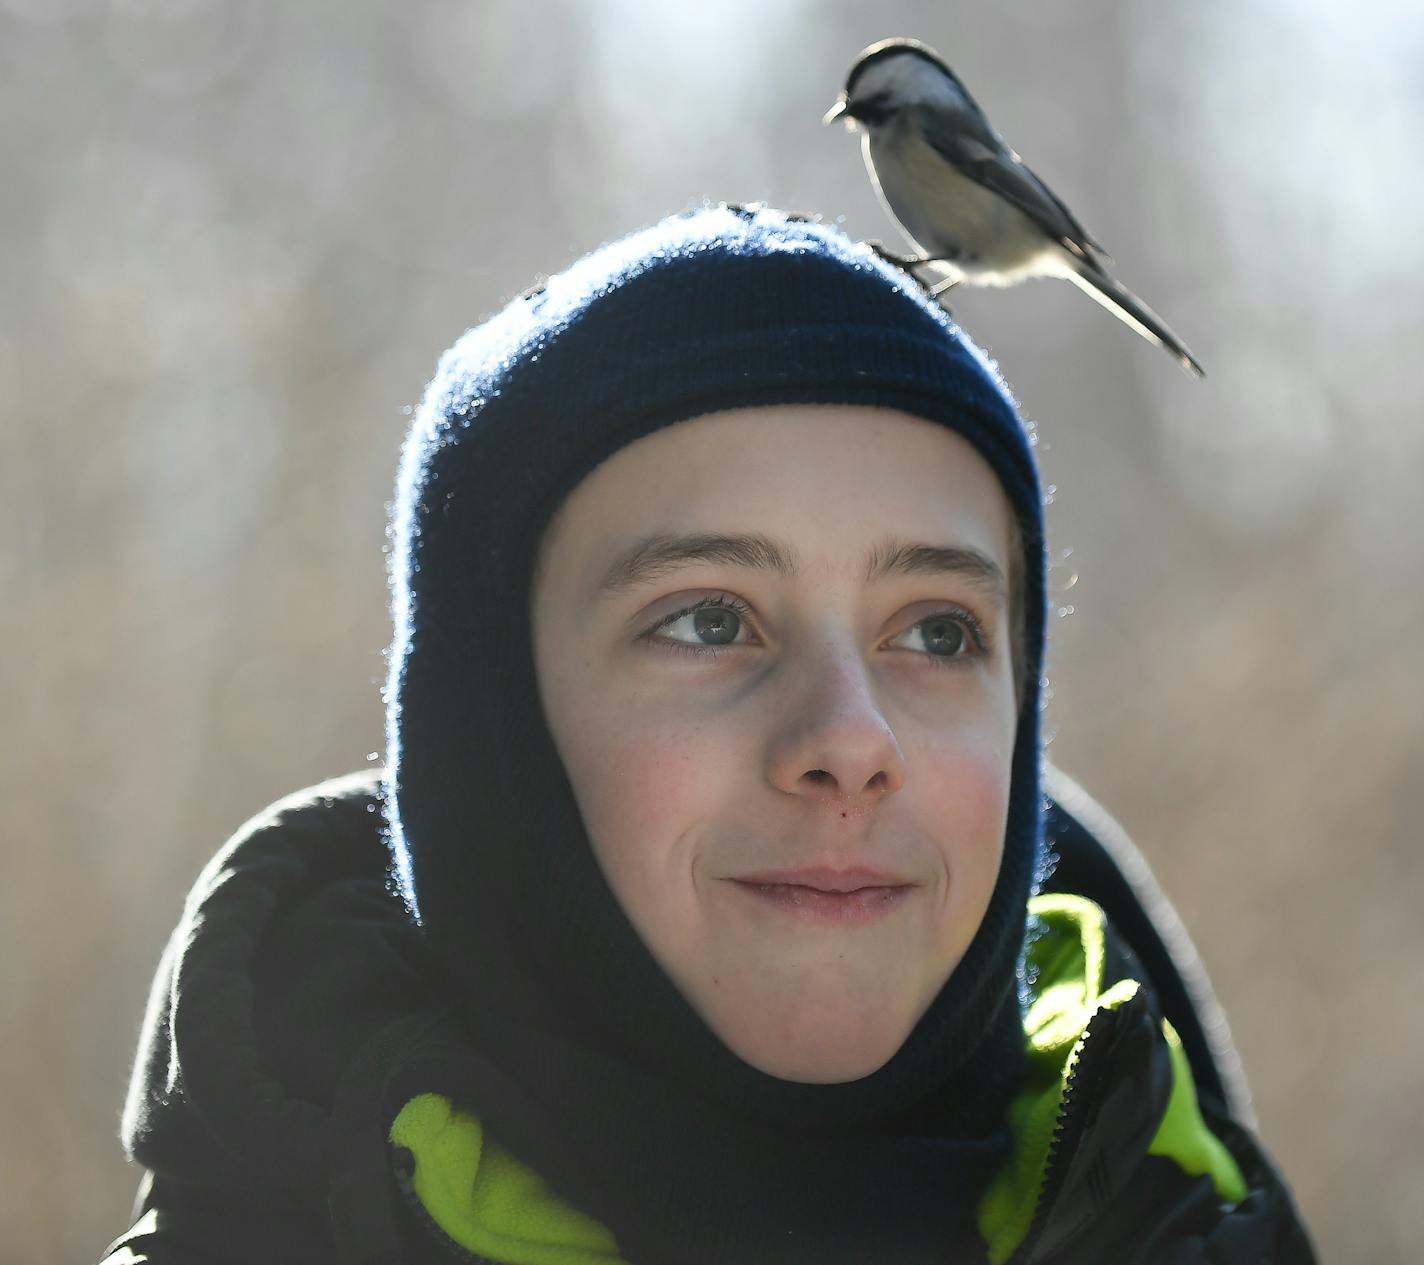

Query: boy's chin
[708,1000,920,1085]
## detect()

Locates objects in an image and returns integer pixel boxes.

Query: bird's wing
[918,110,1107,262]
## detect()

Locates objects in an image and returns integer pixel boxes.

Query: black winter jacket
[100,768,1315,1265]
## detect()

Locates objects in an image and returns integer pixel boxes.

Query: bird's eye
[855,95,894,126]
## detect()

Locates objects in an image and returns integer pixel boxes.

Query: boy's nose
[764,645,907,810]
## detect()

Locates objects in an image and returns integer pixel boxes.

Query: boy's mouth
[733,865,910,892]
[727,866,914,924]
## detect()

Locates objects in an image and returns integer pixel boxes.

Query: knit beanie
[384,204,1048,1263]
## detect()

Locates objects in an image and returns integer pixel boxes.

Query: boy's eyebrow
[594,532,1006,602]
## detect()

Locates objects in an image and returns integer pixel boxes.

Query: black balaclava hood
[385,206,1049,1265]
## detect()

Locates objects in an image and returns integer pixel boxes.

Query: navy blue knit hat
[384,205,1047,1147]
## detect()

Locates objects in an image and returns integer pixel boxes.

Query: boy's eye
[651,595,753,649]
[891,611,984,663]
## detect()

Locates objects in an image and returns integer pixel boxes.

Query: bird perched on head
[825,38,1204,378]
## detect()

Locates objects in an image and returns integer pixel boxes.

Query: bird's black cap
[842,37,957,98]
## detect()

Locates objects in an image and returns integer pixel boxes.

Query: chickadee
[825,38,1204,378]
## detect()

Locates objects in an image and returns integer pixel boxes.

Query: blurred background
[4,0,1419,1258]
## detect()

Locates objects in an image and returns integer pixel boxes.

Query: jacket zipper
[1004,1003,1127,1265]
[392,1145,503,1265]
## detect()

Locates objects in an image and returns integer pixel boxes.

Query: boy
[103,205,1314,1264]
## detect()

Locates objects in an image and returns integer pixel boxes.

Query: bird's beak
[822,97,848,126]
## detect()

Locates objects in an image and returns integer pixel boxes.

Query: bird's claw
[866,242,931,270]
[863,242,958,315]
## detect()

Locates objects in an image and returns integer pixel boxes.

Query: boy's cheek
[567,717,736,868]
[913,736,1013,916]
[913,726,1014,822]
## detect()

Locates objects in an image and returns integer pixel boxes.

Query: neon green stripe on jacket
[389,1093,625,1265]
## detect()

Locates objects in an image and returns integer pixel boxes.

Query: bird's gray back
[917,109,1104,263]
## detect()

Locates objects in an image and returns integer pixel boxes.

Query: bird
[824,38,1204,378]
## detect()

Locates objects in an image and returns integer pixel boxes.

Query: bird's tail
[1065,263,1204,378]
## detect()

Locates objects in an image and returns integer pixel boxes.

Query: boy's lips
[730,865,913,893]
[726,866,915,925]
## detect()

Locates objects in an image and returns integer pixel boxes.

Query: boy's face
[532,405,1019,1083]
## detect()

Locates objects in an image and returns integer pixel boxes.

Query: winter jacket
[99,768,1316,1265]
